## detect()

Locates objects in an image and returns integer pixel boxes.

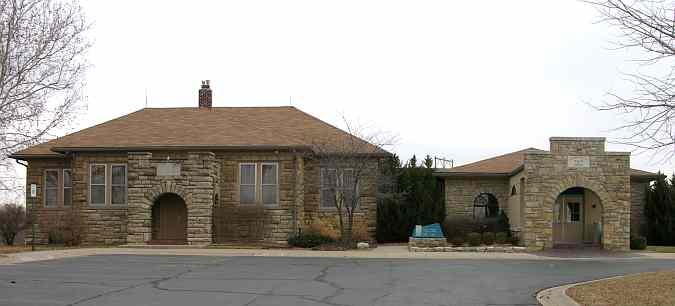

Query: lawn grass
[567,270,675,306]
[646,245,675,253]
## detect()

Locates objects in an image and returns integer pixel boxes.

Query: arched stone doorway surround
[151,192,188,244]
[537,175,627,250]
[127,181,195,244]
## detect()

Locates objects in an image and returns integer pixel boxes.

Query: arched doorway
[151,193,187,244]
[553,187,603,247]
[473,193,499,219]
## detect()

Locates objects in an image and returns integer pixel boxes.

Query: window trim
[239,163,257,205]
[63,169,72,206]
[44,169,60,207]
[260,162,279,206]
[89,163,107,206]
[110,164,128,205]
[320,168,359,210]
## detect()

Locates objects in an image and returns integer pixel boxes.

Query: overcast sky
[19,1,675,183]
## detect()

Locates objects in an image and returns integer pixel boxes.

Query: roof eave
[432,171,511,178]
[8,153,65,160]
[51,145,315,153]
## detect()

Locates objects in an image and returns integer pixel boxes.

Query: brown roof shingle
[11,106,387,158]
[434,148,658,179]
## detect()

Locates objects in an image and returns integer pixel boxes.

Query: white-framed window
[320,168,358,209]
[63,169,72,206]
[111,164,127,205]
[553,202,561,223]
[89,164,106,206]
[239,163,256,204]
[261,163,278,206]
[44,170,59,207]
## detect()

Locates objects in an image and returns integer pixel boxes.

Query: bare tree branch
[586,0,675,159]
[310,115,396,245]
[0,0,90,200]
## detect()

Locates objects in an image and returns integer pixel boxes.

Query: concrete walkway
[2,245,674,265]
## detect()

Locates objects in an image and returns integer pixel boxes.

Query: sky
[4,0,674,202]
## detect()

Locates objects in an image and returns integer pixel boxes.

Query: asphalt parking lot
[1,254,675,306]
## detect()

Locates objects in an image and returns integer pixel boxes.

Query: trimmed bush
[466,232,481,246]
[443,216,480,238]
[450,236,465,247]
[482,232,495,245]
[509,234,520,246]
[495,232,508,244]
[630,236,647,250]
[288,233,335,248]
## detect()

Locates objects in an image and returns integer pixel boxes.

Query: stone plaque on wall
[156,163,181,176]
[567,156,590,168]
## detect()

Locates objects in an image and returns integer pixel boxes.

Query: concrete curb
[1,247,673,265]
[537,275,624,306]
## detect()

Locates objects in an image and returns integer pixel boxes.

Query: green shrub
[288,233,335,248]
[630,236,647,250]
[509,234,520,246]
[450,236,465,247]
[495,232,508,244]
[443,216,480,238]
[482,232,495,245]
[48,230,64,244]
[466,232,481,246]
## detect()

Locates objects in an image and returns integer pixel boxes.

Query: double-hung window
[238,162,279,206]
[261,163,278,206]
[111,165,127,205]
[90,164,106,205]
[239,163,256,205]
[63,169,72,206]
[44,170,59,207]
[320,168,358,209]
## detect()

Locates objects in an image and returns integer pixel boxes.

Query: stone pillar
[126,152,154,244]
[185,152,216,245]
[293,155,305,235]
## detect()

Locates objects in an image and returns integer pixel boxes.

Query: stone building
[11,82,385,245]
[434,137,657,251]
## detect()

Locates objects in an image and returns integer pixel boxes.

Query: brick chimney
[198,80,212,108]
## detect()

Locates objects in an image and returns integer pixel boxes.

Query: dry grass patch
[567,270,675,306]
[647,246,675,253]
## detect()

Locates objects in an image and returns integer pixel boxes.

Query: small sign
[412,223,445,238]
[30,184,37,198]
[156,163,181,176]
[568,156,590,168]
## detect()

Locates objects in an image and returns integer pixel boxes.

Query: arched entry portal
[553,187,603,247]
[151,193,187,244]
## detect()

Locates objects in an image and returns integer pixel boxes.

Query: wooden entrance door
[151,193,187,244]
[553,195,584,246]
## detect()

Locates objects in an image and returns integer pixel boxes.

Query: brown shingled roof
[11,106,387,158]
[434,148,657,179]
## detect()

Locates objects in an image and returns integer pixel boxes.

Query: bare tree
[0,203,27,245]
[0,0,90,195]
[586,0,675,159]
[312,117,395,245]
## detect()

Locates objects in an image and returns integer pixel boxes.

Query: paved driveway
[1,255,675,306]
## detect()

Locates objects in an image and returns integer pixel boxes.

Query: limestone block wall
[522,138,631,251]
[443,177,510,218]
[24,154,129,245]
[214,152,298,243]
[126,151,217,245]
[302,157,378,241]
[630,180,648,236]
